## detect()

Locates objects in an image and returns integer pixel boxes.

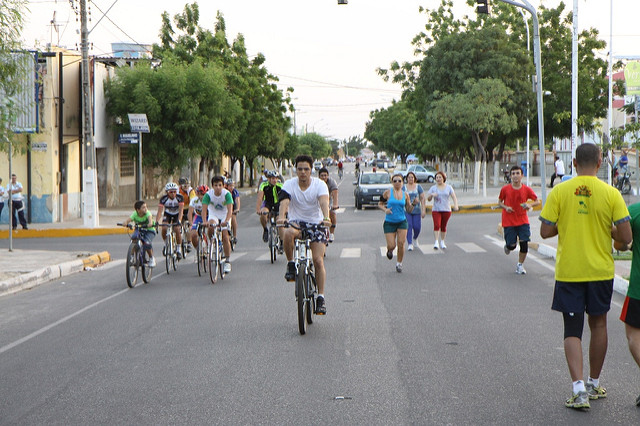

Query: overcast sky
[21,0,640,141]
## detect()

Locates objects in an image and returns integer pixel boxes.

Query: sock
[396,262,402,267]
[573,380,586,394]
[588,377,599,387]
[517,262,523,266]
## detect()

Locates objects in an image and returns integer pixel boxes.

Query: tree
[365,101,422,164]
[0,0,28,146]
[343,135,366,158]
[298,133,331,160]
[430,78,517,195]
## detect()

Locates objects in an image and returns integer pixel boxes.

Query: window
[119,145,135,177]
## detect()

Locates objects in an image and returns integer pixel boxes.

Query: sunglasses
[392,179,402,183]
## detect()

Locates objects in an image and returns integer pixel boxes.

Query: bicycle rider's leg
[231,213,238,240]
[329,209,337,236]
[222,227,231,258]
[174,223,182,245]
[310,241,327,295]
[282,226,300,261]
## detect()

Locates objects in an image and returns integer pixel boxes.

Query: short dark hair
[211,175,225,185]
[510,165,523,174]
[295,154,313,168]
[319,167,329,176]
[134,200,146,210]
[575,143,600,168]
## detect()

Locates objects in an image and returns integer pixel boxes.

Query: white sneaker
[413,239,419,247]
[148,256,156,268]
[224,261,232,273]
[516,263,526,275]
[433,242,439,250]
[440,241,447,249]
[407,244,414,251]
[329,233,335,242]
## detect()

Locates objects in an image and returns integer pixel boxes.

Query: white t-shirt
[203,188,233,221]
[555,159,565,175]
[7,182,23,201]
[282,177,328,223]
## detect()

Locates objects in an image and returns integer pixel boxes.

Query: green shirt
[628,203,640,299]
[130,211,154,230]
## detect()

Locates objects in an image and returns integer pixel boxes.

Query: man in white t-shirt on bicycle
[202,175,234,274]
[278,154,331,315]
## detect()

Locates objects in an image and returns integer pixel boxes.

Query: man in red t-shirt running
[498,165,541,275]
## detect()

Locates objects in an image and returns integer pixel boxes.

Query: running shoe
[285,261,296,281]
[516,263,526,275]
[262,228,269,243]
[386,250,393,260]
[315,296,326,315]
[278,241,284,255]
[433,242,439,250]
[148,256,156,268]
[407,244,414,251]
[223,261,232,274]
[585,382,607,400]
[329,233,335,242]
[440,241,447,250]
[176,248,182,260]
[565,391,590,409]
[504,245,510,255]
[413,238,419,247]
[396,264,402,273]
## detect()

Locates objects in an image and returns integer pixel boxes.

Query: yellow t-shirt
[539,175,630,282]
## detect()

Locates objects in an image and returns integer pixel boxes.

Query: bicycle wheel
[171,235,177,271]
[141,249,152,283]
[197,236,204,277]
[622,181,632,195]
[296,267,307,335]
[306,272,315,324]
[126,243,139,288]
[209,237,218,284]
[165,237,172,274]
[218,240,225,281]
[269,226,277,264]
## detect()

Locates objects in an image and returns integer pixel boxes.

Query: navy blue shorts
[503,223,531,247]
[621,296,640,328]
[551,280,614,316]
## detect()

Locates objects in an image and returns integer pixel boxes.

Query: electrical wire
[89,0,152,55]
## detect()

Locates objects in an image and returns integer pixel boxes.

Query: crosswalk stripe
[340,248,361,258]
[418,245,440,255]
[455,242,486,253]
[256,252,271,261]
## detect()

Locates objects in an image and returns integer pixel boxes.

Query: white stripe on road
[340,248,361,258]
[455,242,486,253]
[484,234,555,272]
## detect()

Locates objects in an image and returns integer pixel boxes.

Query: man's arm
[612,221,633,246]
[224,203,233,225]
[331,189,339,209]
[319,194,330,222]
[156,205,164,224]
[278,198,290,222]
[540,221,558,239]
[256,190,264,214]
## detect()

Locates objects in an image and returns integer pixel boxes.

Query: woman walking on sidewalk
[403,172,425,251]
[427,171,458,250]
[379,173,417,273]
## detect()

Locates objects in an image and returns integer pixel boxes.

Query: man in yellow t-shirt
[540,143,631,410]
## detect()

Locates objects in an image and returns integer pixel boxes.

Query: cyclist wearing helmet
[178,177,196,218]
[225,178,240,244]
[187,185,208,250]
[157,182,185,259]
[202,176,234,274]
[318,167,339,242]
[256,170,283,243]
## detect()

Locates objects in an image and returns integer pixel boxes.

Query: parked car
[399,164,436,183]
[353,171,392,209]
[313,160,323,171]
[374,158,395,170]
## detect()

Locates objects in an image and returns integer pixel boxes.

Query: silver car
[353,171,392,209]
[400,164,436,182]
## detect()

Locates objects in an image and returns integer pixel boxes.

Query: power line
[275,73,401,94]
[89,0,152,55]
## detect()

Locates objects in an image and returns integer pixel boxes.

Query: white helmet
[165,182,178,191]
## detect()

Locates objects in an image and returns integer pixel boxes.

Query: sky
[20,0,640,141]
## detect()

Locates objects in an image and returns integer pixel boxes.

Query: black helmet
[178,177,188,185]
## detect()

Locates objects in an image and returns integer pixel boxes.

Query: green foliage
[298,133,331,159]
[365,101,422,164]
[343,135,366,158]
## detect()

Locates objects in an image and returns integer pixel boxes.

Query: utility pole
[80,0,99,227]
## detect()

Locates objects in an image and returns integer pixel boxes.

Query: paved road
[1,168,640,424]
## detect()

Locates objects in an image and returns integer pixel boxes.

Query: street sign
[118,133,139,144]
[127,113,150,133]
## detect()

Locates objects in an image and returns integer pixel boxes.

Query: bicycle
[196,223,209,277]
[262,209,281,264]
[208,223,229,284]
[338,168,343,180]
[159,223,180,274]
[181,220,191,258]
[280,221,325,335]
[117,223,153,288]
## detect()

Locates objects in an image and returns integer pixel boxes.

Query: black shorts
[163,213,180,225]
[621,296,640,328]
[551,280,613,316]
[503,224,531,246]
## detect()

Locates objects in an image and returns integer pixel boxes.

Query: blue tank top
[385,189,406,223]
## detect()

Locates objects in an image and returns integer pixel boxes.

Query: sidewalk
[0,177,635,297]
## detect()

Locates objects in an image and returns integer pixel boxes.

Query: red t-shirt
[499,184,537,227]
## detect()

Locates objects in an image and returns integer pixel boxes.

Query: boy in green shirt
[123,200,157,268]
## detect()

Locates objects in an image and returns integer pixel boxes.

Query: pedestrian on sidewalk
[616,201,640,407]
[379,172,417,273]
[550,155,565,188]
[540,143,632,410]
[426,171,458,250]
[0,177,5,220]
[498,166,539,274]
[8,174,28,230]
[403,171,425,251]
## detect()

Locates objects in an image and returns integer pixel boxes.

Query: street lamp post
[518,8,531,187]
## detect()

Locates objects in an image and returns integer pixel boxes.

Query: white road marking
[256,252,271,261]
[418,245,440,255]
[340,248,361,258]
[456,242,486,253]
[484,234,556,272]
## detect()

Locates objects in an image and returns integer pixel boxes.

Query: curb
[0,251,111,297]
[0,228,128,239]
